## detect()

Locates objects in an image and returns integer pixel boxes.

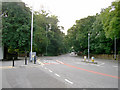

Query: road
[1,53,119,89]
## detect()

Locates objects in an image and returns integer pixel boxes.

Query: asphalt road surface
[1,53,119,88]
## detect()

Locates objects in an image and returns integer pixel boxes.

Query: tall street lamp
[30,7,33,61]
[88,33,90,61]
[46,25,48,56]
[114,37,116,60]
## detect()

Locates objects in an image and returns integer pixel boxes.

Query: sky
[22,0,115,34]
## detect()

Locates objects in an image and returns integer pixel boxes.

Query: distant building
[0,46,3,60]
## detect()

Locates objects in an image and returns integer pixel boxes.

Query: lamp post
[46,24,51,56]
[114,37,116,60]
[30,7,33,61]
[88,33,90,61]
[46,25,48,56]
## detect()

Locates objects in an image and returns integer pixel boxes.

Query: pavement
[1,54,120,89]
[1,57,67,88]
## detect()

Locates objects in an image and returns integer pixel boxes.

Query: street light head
[88,33,90,36]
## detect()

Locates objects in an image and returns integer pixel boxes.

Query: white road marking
[113,66,118,68]
[97,63,104,66]
[55,73,60,77]
[76,62,88,65]
[65,79,73,84]
[92,64,99,66]
[45,67,47,69]
[49,70,53,72]
[56,60,64,64]
[42,60,60,64]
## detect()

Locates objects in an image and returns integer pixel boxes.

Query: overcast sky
[22,0,115,34]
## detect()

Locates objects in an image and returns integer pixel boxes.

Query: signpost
[29,52,36,62]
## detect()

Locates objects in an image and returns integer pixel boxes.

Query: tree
[67,16,96,55]
[100,1,120,54]
[100,1,120,39]
[2,2,31,59]
[34,10,66,56]
[33,11,48,55]
[91,14,113,54]
[66,1,120,56]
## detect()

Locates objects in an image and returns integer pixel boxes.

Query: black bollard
[25,56,27,65]
[34,56,36,64]
[13,57,14,67]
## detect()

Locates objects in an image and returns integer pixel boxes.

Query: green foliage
[2,2,31,53]
[91,14,113,54]
[2,2,67,57]
[3,1,120,57]
[67,16,96,54]
[33,11,66,56]
[100,1,120,39]
[66,1,120,55]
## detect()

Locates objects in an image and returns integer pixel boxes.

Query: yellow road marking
[0,65,40,69]
[0,66,16,69]
[37,59,44,66]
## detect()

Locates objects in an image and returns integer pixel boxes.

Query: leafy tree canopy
[2,2,31,53]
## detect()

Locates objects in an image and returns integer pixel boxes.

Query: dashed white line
[65,79,73,84]
[44,67,47,69]
[49,70,53,72]
[55,73,60,77]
